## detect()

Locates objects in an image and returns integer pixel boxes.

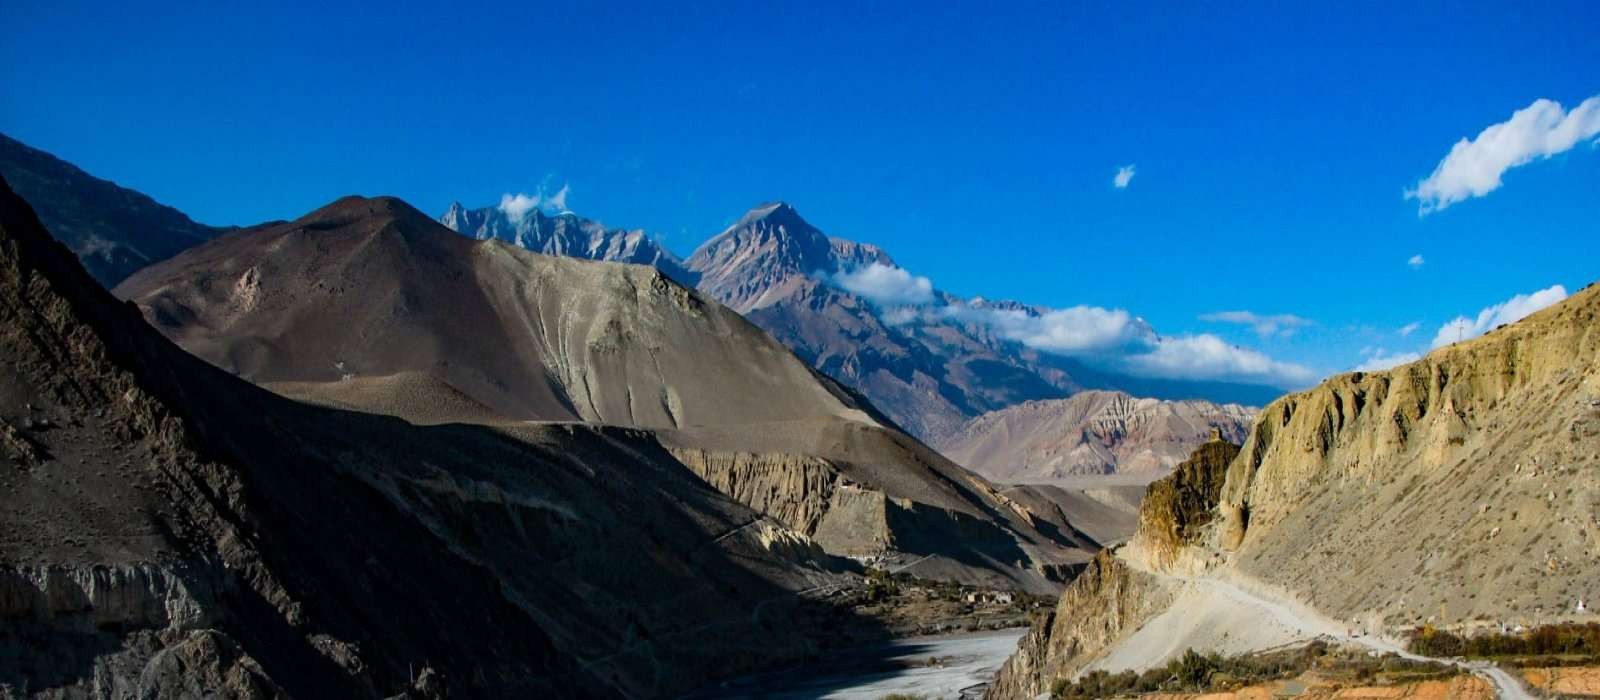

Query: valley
[1,13,1594,695]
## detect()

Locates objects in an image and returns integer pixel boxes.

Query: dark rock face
[0,175,862,698]
[1131,437,1242,569]
[985,550,1170,700]
[0,133,222,286]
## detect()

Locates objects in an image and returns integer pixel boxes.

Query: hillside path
[1116,551,1532,700]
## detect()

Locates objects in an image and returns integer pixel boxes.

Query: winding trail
[1115,553,1532,700]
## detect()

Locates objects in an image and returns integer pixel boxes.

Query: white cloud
[951,304,1153,355]
[1113,164,1136,189]
[497,182,574,222]
[819,264,1317,388]
[1407,96,1600,214]
[498,192,541,222]
[1407,254,1425,269]
[1199,310,1314,338]
[825,263,936,306]
[1430,284,1567,348]
[1353,348,1422,372]
[1126,334,1318,387]
[545,183,571,212]
[1397,321,1421,338]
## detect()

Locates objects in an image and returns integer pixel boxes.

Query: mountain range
[934,391,1256,481]
[0,175,864,697]
[114,193,1099,593]
[441,197,1286,443]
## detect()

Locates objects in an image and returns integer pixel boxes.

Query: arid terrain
[987,283,1600,699]
[936,391,1255,481]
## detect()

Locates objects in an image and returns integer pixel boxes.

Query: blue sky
[2,1,1596,385]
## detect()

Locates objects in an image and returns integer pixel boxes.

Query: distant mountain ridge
[440,200,695,284]
[681,201,1285,441]
[0,130,1285,447]
[934,390,1256,481]
[438,196,1284,442]
[0,132,224,285]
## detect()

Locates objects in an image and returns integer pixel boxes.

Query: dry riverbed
[685,628,1027,699]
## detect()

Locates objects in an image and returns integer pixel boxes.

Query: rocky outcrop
[1211,283,1600,626]
[987,550,1171,699]
[0,564,211,631]
[1127,437,1241,571]
[667,448,893,554]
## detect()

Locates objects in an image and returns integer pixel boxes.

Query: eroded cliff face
[1214,284,1600,627]
[1126,438,1241,571]
[667,448,893,554]
[987,551,1172,699]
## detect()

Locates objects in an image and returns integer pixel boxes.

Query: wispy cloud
[545,183,571,212]
[1199,310,1314,339]
[498,193,541,221]
[1407,95,1600,214]
[1407,254,1425,269]
[816,264,1316,388]
[946,303,1152,355]
[496,181,574,222]
[1353,348,1422,372]
[1127,334,1318,386]
[1346,284,1568,374]
[823,263,935,306]
[1113,164,1136,189]
[1430,284,1568,348]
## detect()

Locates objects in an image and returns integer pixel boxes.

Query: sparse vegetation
[1409,623,1600,665]
[1049,642,1459,699]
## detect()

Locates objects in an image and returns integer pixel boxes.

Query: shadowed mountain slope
[114,195,1096,592]
[0,175,875,698]
[0,133,222,286]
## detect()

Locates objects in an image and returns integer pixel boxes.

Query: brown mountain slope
[0,175,868,698]
[112,195,1093,592]
[988,283,1600,698]
[116,195,867,430]
[935,391,1255,482]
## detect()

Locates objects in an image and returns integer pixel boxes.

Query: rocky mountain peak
[435,200,695,284]
[686,201,842,311]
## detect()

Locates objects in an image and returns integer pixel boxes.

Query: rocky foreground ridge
[0,175,878,698]
[988,283,1600,698]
